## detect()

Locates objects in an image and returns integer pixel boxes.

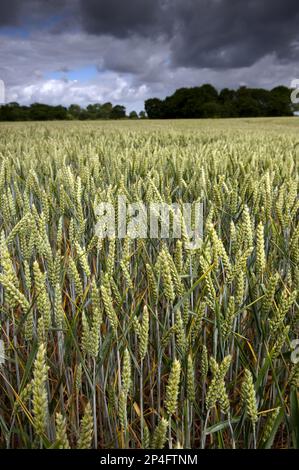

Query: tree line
[0,102,146,121]
[145,84,295,119]
[0,84,297,121]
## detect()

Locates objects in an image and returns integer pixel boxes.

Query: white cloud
[0,31,167,110]
[7,76,149,111]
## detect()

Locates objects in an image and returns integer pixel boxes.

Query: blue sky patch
[0,26,29,38]
[45,65,98,82]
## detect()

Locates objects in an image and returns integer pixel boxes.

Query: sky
[0,0,299,112]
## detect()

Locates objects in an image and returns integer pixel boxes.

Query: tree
[201,101,222,118]
[269,86,293,116]
[53,105,68,120]
[28,103,68,120]
[29,103,51,120]
[129,111,138,119]
[145,98,165,118]
[144,84,293,119]
[139,111,147,119]
[219,89,238,117]
[100,102,113,119]
[68,104,82,119]
[0,103,29,121]
[86,104,103,119]
[111,105,126,119]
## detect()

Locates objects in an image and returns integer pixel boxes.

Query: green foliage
[145,84,293,118]
[0,101,128,121]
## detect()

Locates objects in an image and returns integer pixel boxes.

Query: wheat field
[0,117,298,449]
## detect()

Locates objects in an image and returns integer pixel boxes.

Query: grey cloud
[0,0,75,29]
[79,0,170,38]
[1,30,298,111]
[79,0,299,69]
[0,0,20,26]
[171,0,299,68]
[0,32,167,87]
[97,36,169,77]
[0,0,299,111]
[3,0,299,71]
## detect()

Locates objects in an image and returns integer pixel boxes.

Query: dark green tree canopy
[145,84,294,119]
[129,111,138,119]
[0,102,128,121]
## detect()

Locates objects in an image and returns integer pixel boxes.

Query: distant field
[1,116,299,134]
[0,117,298,449]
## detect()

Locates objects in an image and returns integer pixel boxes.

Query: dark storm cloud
[0,0,20,26]
[1,0,299,109]
[79,0,299,69]
[0,0,74,29]
[172,0,299,68]
[2,0,299,70]
[80,0,170,38]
